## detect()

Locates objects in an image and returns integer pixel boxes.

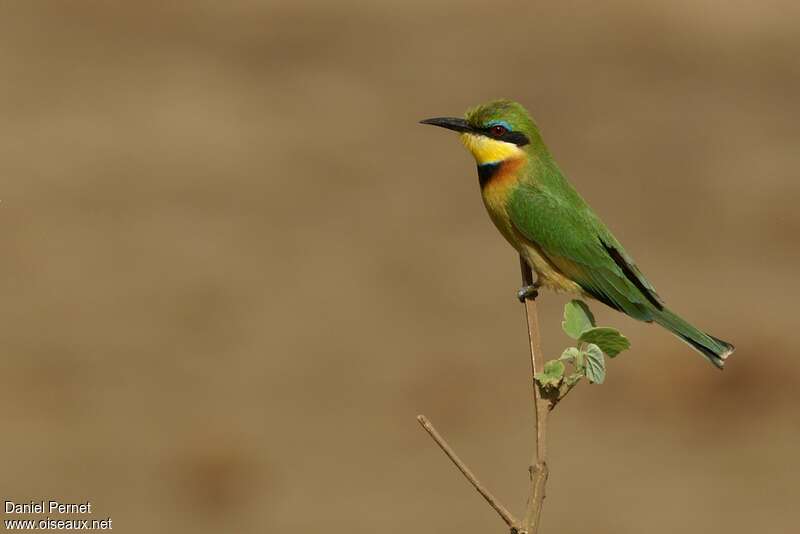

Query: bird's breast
[478,157,526,246]
[477,157,584,295]
[479,157,524,213]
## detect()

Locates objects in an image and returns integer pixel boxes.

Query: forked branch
[416,415,518,529]
[418,253,630,534]
[418,255,575,534]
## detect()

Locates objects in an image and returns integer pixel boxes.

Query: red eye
[490,125,508,136]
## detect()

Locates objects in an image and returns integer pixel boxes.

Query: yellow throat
[459,132,525,165]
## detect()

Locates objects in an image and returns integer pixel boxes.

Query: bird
[421,99,734,368]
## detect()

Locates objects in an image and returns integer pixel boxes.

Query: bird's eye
[490,125,508,137]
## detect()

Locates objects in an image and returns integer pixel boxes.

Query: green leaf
[534,360,565,388]
[559,347,582,363]
[562,300,596,339]
[583,344,606,384]
[578,327,631,357]
[574,350,585,370]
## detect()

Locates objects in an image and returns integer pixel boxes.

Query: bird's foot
[517,284,540,302]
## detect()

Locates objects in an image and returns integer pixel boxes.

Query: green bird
[421,99,734,368]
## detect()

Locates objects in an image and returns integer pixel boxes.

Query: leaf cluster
[534,300,630,389]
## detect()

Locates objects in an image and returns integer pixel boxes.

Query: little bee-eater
[421,99,734,368]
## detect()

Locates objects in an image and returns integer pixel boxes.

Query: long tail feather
[654,308,735,369]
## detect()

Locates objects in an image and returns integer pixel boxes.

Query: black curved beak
[419,117,473,133]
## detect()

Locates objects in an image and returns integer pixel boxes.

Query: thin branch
[519,255,551,534]
[416,415,519,529]
[417,256,577,534]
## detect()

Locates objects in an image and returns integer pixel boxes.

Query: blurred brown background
[1,1,798,533]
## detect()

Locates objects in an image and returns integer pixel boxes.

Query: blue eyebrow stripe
[486,120,513,131]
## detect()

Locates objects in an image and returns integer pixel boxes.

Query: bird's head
[421,99,541,166]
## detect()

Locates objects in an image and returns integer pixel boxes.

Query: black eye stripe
[504,131,530,146]
[480,127,530,147]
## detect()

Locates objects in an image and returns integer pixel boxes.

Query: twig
[416,415,519,529]
[417,255,577,534]
[519,255,550,534]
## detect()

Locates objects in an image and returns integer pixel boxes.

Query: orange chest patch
[479,156,523,196]
[480,157,525,224]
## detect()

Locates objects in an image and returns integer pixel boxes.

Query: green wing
[508,183,663,321]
